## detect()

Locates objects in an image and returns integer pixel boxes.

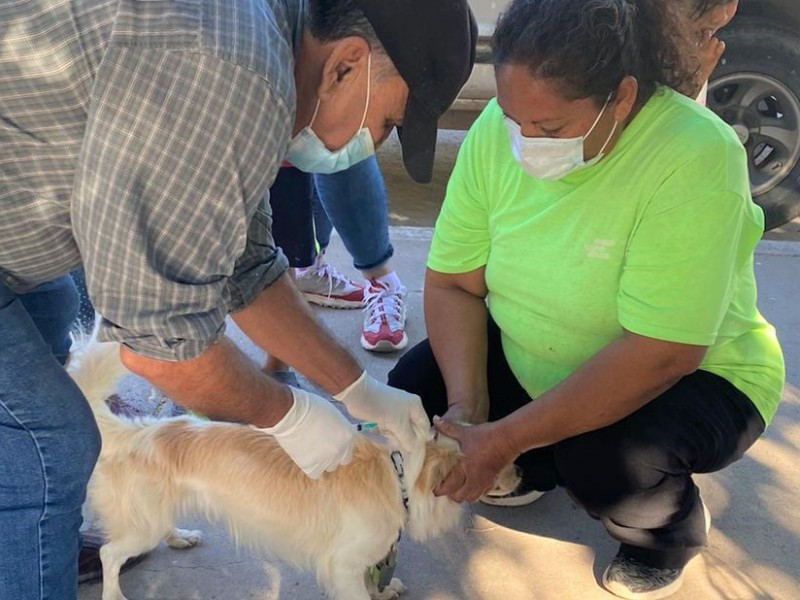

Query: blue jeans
[314,155,394,272]
[0,276,101,600]
[68,269,97,335]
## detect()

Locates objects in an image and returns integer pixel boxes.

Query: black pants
[388,318,765,569]
[269,166,317,268]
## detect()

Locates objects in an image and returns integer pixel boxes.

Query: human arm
[423,266,491,424]
[117,270,364,478]
[120,334,292,427]
[691,34,726,103]
[434,331,707,502]
[120,331,359,479]
[120,264,429,464]
[231,271,363,396]
[118,269,361,424]
[232,272,428,451]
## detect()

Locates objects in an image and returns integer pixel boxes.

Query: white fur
[68,341,463,600]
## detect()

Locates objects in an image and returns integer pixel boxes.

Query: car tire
[709,18,800,231]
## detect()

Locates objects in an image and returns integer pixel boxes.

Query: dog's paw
[165,528,203,549]
[371,577,406,600]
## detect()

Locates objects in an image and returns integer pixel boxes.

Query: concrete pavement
[79,228,799,600]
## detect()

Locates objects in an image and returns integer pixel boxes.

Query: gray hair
[306,0,397,78]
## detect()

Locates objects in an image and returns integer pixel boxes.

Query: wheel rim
[708,72,800,196]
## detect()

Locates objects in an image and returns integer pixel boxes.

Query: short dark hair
[306,0,396,77]
[306,0,382,49]
[492,0,695,106]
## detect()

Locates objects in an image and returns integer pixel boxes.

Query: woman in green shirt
[388,0,783,598]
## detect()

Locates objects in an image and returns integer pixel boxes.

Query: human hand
[334,371,430,453]
[432,416,518,503]
[697,33,726,88]
[442,400,488,426]
[683,31,726,101]
[257,386,357,479]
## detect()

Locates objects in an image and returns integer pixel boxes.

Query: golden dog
[68,340,463,600]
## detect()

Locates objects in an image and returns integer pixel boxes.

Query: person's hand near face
[688,0,739,100]
[696,32,726,89]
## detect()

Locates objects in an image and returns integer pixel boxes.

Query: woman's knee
[555,428,685,509]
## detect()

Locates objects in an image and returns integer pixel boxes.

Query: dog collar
[391,451,409,516]
[367,452,407,594]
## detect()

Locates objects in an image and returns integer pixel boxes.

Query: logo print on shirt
[585,239,616,260]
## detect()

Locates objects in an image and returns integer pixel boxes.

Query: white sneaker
[361,278,408,352]
[479,464,546,507]
[294,255,365,309]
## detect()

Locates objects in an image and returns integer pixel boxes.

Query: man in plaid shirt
[0,0,476,596]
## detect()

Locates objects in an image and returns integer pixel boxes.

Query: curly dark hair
[492,0,696,106]
[689,0,736,18]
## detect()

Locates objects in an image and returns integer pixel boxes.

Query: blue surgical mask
[286,54,375,174]
[505,93,617,181]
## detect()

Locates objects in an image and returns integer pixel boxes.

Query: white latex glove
[257,387,357,479]
[334,371,430,453]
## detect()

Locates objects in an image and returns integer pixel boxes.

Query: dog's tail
[67,337,131,437]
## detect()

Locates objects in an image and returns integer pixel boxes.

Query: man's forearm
[120,336,293,428]
[232,272,363,395]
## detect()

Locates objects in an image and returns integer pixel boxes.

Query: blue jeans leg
[68,270,97,336]
[311,183,333,251]
[313,155,394,272]
[0,281,101,600]
[18,275,80,365]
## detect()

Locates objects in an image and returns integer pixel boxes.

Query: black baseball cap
[354,0,477,183]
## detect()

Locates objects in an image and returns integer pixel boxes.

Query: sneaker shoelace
[364,282,407,332]
[314,261,359,298]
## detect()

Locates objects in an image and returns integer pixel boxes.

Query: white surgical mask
[505,93,618,181]
[287,54,375,174]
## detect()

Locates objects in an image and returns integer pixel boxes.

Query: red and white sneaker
[361,277,408,352]
[294,255,365,309]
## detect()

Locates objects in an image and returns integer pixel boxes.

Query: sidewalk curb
[756,239,800,256]
[388,226,434,241]
[379,226,800,257]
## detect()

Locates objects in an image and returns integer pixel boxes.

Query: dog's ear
[415,440,461,494]
[406,436,464,542]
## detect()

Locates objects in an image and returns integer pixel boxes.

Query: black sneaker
[479,464,546,507]
[602,498,711,599]
[602,553,684,599]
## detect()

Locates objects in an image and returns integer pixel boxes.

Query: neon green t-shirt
[428,88,784,425]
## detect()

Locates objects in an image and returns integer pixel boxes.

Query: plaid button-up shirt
[0,0,302,360]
